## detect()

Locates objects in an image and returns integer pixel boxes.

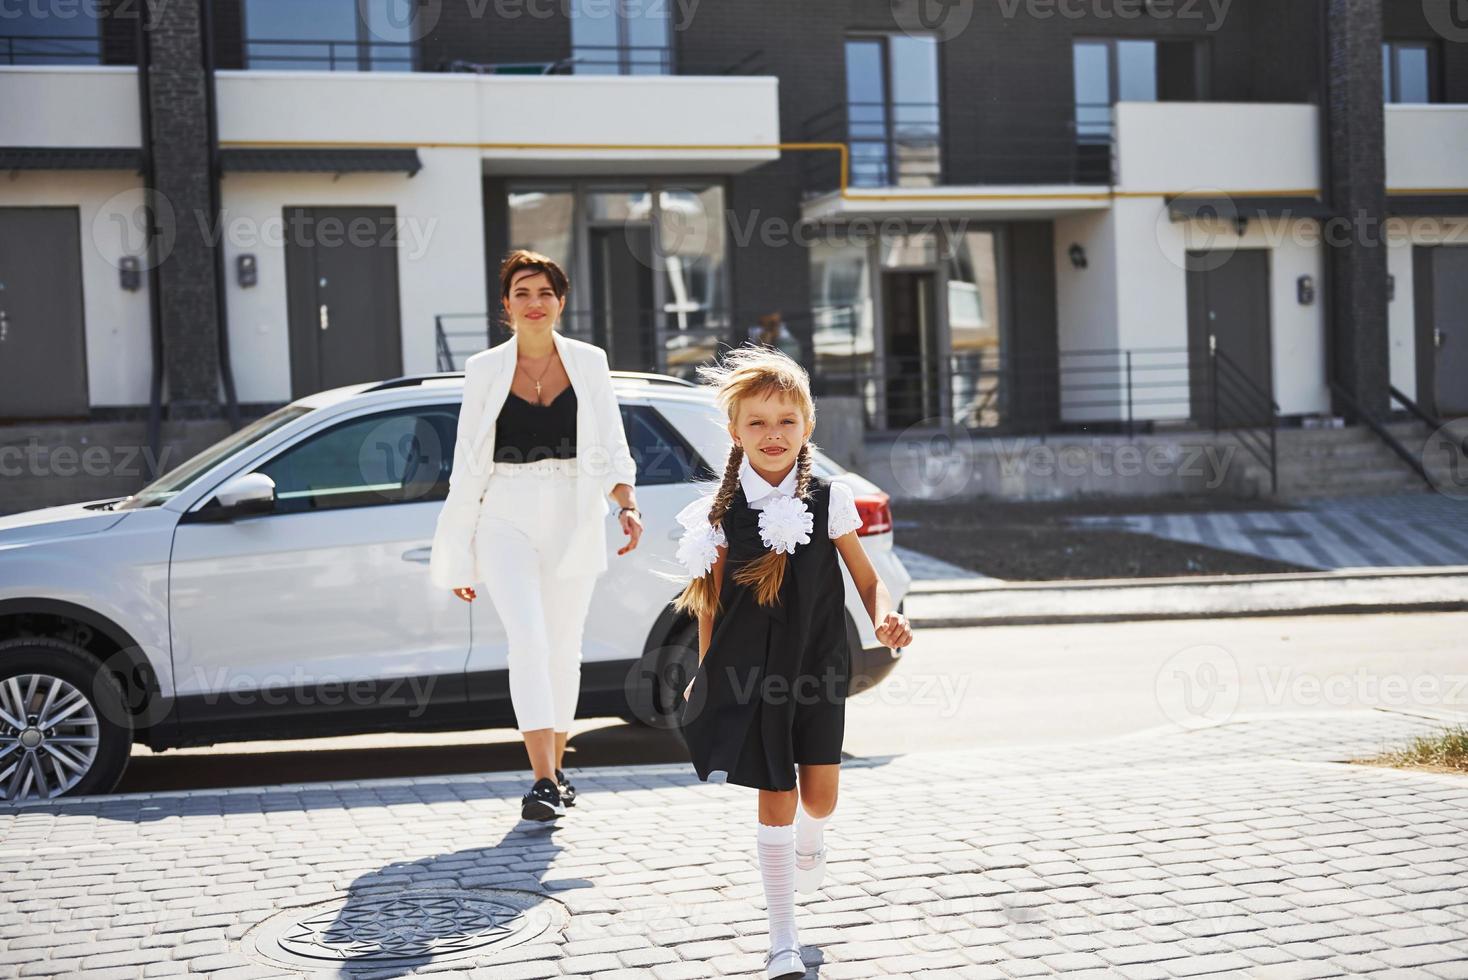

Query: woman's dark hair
[499,249,570,304]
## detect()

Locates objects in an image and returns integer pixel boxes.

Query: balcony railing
[1,34,103,65]
[802,100,943,192]
[817,343,1277,474]
[801,100,1116,195]
[566,44,672,75]
[244,37,416,71]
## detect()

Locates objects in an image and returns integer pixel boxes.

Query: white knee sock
[795,808,830,857]
[756,821,799,952]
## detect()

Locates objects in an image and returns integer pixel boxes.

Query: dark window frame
[240,0,420,72]
[570,0,674,75]
[842,30,945,188]
[1383,39,1441,104]
[245,404,460,517]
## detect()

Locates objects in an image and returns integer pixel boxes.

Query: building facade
[1,0,1465,451]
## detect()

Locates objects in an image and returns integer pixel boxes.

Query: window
[1073,37,1207,138]
[1,7,102,65]
[570,0,671,75]
[656,186,729,371]
[844,34,942,187]
[508,190,575,274]
[1073,39,1156,143]
[243,0,416,71]
[1383,41,1438,104]
[118,405,314,510]
[809,239,876,416]
[621,405,709,484]
[255,407,458,514]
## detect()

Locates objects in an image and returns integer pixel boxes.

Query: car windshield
[114,404,315,510]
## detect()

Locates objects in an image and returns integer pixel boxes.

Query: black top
[678,477,849,792]
[492,386,578,463]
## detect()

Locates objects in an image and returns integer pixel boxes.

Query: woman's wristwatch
[618,505,640,519]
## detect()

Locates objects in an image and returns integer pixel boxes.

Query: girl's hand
[452,587,476,602]
[874,610,911,650]
[616,509,643,555]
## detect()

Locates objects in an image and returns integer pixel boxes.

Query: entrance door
[285,206,403,397]
[1187,249,1273,427]
[1416,246,1468,417]
[589,226,655,371]
[0,207,88,419]
[882,270,939,429]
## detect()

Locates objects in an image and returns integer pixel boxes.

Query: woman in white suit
[429,249,642,822]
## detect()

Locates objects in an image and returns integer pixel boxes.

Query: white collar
[739,452,797,503]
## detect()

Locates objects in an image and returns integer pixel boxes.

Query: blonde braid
[672,443,744,619]
[709,443,744,525]
[793,442,813,500]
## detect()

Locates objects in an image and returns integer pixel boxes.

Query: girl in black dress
[671,346,913,980]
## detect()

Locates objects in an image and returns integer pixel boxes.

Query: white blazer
[428,329,638,590]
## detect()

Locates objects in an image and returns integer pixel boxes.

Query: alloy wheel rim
[0,673,101,801]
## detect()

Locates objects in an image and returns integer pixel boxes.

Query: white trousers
[474,457,599,733]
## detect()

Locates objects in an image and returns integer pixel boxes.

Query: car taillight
[854,492,892,536]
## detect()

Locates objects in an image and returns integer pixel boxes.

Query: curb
[909,563,1468,595]
[905,569,1468,627]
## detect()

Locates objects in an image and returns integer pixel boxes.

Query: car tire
[0,637,134,802]
[621,620,698,730]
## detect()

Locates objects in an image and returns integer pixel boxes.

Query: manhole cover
[243,888,566,970]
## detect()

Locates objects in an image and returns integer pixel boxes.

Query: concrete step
[1273,420,1426,446]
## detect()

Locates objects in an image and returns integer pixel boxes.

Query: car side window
[256,406,459,515]
[621,404,712,485]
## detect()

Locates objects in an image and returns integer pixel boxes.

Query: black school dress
[678,476,849,792]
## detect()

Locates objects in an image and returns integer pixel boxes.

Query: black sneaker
[555,768,577,807]
[521,777,565,821]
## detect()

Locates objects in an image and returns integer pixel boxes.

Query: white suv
[0,371,911,803]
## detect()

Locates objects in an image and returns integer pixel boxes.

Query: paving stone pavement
[1074,492,1468,572]
[1,709,1466,979]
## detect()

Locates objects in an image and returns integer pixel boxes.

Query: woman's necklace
[516,351,557,404]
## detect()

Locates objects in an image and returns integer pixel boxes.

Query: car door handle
[402,546,432,563]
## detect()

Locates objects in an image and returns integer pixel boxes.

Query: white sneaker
[765,945,805,979]
[793,844,826,893]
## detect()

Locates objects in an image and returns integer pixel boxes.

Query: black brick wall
[1325,0,1390,417]
[146,0,222,417]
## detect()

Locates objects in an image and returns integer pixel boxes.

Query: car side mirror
[197,472,277,521]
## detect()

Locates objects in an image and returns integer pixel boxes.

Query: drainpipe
[198,0,241,431]
[136,6,165,480]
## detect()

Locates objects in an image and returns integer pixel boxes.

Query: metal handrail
[801,98,1119,193]
[1209,346,1279,494]
[1330,381,1432,488]
[243,37,416,71]
[444,57,575,75]
[1390,384,1468,486]
[1,33,103,64]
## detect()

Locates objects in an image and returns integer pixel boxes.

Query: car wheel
[621,620,698,730]
[0,637,134,802]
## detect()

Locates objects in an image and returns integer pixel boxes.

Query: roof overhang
[0,146,143,173]
[219,147,423,176]
[1385,194,1468,217]
[1166,195,1333,222]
